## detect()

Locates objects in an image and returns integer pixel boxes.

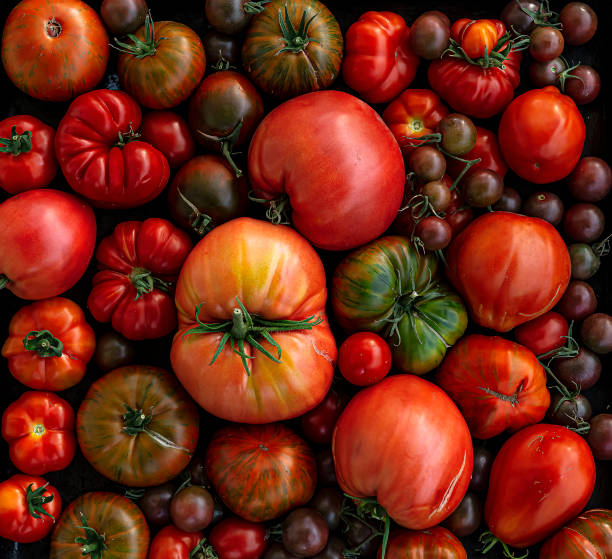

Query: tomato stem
[112,12,161,58]
[124,488,146,500]
[479,531,529,559]
[0,125,33,155]
[75,514,108,559]
[129,267,171,300]
[196,120,244,178]
[26,482,55,521]
[244,0,270,14]
[190,537,219,559]
[0,274,8,289]
[115,122,141,147]
[46,17,62,38]
[22,330,64,358]
[175,187,214,235]
[248,191,291,225]
[277,4,320,53]
[342,494,390,559]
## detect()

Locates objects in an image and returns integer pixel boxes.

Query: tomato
[0,115,57,194]
[242,0,342,99]
[116,15,205,109]
[540,509,612,558]
[1,391,76,475]
[209,517,268,559]
[76,366,199,487]
[205,423,316,522]
[248,91,405,251]
[0,475,61,543]
[139,111,195,168]
[377,527,467,559]
[1,0,109,102]
[451,18,503,59]
[484,424,595,549]
[382,89,449,158]
[337,332,392,387]
[300,390,348,443]
[332,375,473,530]
[514,311,569,356]
[87,218,192,340]
[100,0,148,36]
[0,189,96,300]
[94,331,137,372]
[498,86,586,183]
[50,492,149,559]
[55,89,170,208]
[435,335,550,439]
[332,236,467,375]
[148,525,203,559]
[446,212,571,332]
[171,218,336,424]
[342,11,419,104]
[445,126,508,179]
[2,297,96,391]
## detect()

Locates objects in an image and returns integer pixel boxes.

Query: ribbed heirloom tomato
[379,527,467,559]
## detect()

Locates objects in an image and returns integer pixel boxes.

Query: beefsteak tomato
[171,217,336,424]
[445,126,507,179]
[87,218,192,340]
[248,91,405,251]
[2,297,96,391]
[446,212,571,332]
[435,335,550,439]
[148,525,203,559]
[378,527,467,559]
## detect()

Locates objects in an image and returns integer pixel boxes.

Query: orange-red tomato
[451,18,504,59]
[377,527,467,559]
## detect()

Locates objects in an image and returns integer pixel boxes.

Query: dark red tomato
[445,185,474,237]
[567,157,612,202]
[148,525,203,559]
[499,86,585,184]
[377,527,467,559]
[205,0,266,35]
[563,203,605,242]
[409,11,451,60]
[301,390,348,444]
[1,0,109,102]
[552,346,601,390]
[529,26,564,62]
[556,280,597,321]
[559,2,598,45]
[170,486,215,532]
[442,492,482,538]
[587,415,612,460]
[209,517,268,559]
[139,111,195,168]
[581,313,612,354]
[101,0,148,36]
[338,332,392,387]
[0,115,57,194]
[446,126,508,179]
[564,65,601,105]
[514,311,569,356]
[203,30,242,69]
[484,424,596,549]
[94,331,137,372]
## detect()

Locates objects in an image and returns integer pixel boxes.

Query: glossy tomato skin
[337,332,392,386]
[77,366,199,487]
[0,474,61,543]
[377,527,467,559]
[445,126,507,179]
[435,335,550,439]
[55,89,170,208]
[87,218,192,340]
[148,525,203,559]
[499,86,586,183]
[1,391,76,475]
[446,212,571,332]
[301,390,348,443]
[139,111,195,168]
[485,424,596,548]
[343,11,419,104]
[206,423,316,522]
[50,492,149,559]
[2,297,96,391]
[118,20,205,109]
[0,115,57,194]
[209,517,268,559]
[1,0,109,102]
[0,189,96,300]
[332,375,473,530]
[171,218,336,424]
[514,311,569,355]
[452,19,501,59]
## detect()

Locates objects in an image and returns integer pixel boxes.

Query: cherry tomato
[170,485,215,533]
[209,517,268,559]
[100,0,148,36]
[547,392,592,428]
[563,203,605,242]
[469,446,493,493]
[283,508,329,558]
[580,313,612,354]
[522,191,564,225]
[461,168,503,208]
[301,390,348,444]
[564,65,601,105]
[309,488,344,531]
[338,332,392,387]
[93,331,137,372]
[408,146,447,182]
[139,482,175,526]
[415,216,453,250]
[551,346,601,390]
[139,111,196,168]
[148,524,203,559]
[316,449,337,487]
[443,491,482,537]
[409,12,450,60]
[514,311,569,356]
[529,26,564,62]
[493,187,521,212]
[567,157,612,202]
[556,280,597,321]
[560,2,598,45]
[587,414,612,459]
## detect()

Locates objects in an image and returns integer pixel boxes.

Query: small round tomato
[148,525,203,559]
[300,390,347,444]
[338,332,392,386]
[452,18,501,60]
[513,311,569,356]
[139,111,195,168]
[209,517,268,559]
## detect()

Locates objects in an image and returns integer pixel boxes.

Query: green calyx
[514,0,560,28]
[113,12,160,59]
[0,274,8,289]
[22,330,64,358]
[197,120,244,178]
[0,125,33,155]
[75,514,108,559]
[26,483,55,521]
[248,191,291,225]
[190,537,218,559]
[129,267,171,300]
[557,61,584,92]
[243,0,270,15]
[176,187,213,236]
[278,3,319,54]
[115,122,141,148]
[122,404,153,435]
[479,531,529,559]
[443,32,529,70]
[182,296,323,376]
[342,494,390,559]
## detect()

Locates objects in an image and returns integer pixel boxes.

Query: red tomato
[451,19,504,59]
[301,389,348,443]
[378,527,467,559]
[0,189,96,300]
[382,89,449,157]
[0,475,61,543]
[148,525,203,559]
[248,91,405,251]
[436,335,550,439]
[514,311,569,356]
[1,391,76,475]
[446,212,571,332]
[499,86,586,184]
[2,297,96,391]
[338,332,392,387]
[55,89,170,208]
[1,0,109,102]
[484,424,595,549]
[342,11,419,104]
[139,111,195,168]
[87,218,192,340]
[445,126,508,179]
[332,375,473,530]
[209,517,268,559]
[0,115,57,194]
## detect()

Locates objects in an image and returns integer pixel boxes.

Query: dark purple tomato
[309,488,344,531]
[139,482,175,526]
[529,26,564,62]
[564,65,601,105]
[408,146,446,182]
[300,390,347,445]
[205,0,265,35]
[421,180,451,213]
[587,414,612,459]
[522,191,564,225]
[568,243,601,279]
[563,203,605,242]
[409,12,450,60]
[493,187,521,212]
[94,331,137,371]
[170,485,215,532]
[551,346,602,390]
[315,449,337,487]
[344,517,381,558]
[568,157,612,202]
[264,543,300,559]
[442,491,483,537]
[203,30,242,70]
[580,313,612,354]
[282,508,329,558]
[415,216,452,251]
[547,392,592,428]
[556,280,597,321]
[461,169,504,208]
[188,456,209,486]
[101,0,148,36]
[529,57,566,87]
[501,0,541,34]
[438,114,477,156]
[312,536,346,559]
[560,2,598,45]
[469,446,493,493]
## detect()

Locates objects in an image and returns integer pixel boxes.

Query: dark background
[1,0,611,557]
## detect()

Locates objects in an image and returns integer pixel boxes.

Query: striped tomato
[378,527,467,559]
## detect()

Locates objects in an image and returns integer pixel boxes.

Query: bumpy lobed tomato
[513,311,569,356]
[378,527,467,559]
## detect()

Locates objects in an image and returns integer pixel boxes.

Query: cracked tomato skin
[485,424,596,548]
[435,335,550,439]
[378,527,467,559]
[171,217,336,424]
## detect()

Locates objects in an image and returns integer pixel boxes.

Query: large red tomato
[247,91,405,251]
[332,375,473,530]
[171,217,337,423]
[446,212,571,332]
[435,335,550,439]
[498,86,586,184]
[378,527,467,559]
[0,189,96,300]
[1,0,109,102]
